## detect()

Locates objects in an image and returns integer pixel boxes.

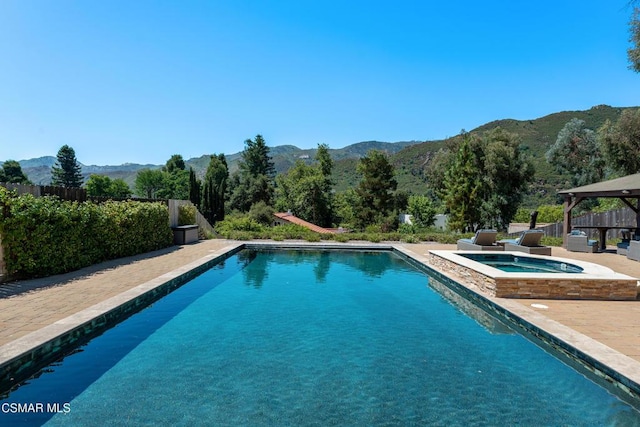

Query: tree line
[5,102,639,235]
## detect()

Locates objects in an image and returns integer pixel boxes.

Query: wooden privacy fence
[535,207,636,241]
[0,182,165,204]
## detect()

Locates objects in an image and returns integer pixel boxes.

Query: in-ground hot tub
[428,250,639,300]
[457,252,584,274]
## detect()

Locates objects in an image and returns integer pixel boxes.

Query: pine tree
[240,134,275,178]
[354,150,397,230]
[228,135,275,211]
[51,145,83,187]
[1,160,31,184]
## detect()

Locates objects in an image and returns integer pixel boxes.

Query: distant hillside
[388,104,635,207]
[6,140,418,187]
[5,105,636,208]
[6,156,159,187]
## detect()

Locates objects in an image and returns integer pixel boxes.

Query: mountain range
[4,104,636,207]
[7,141,418,189]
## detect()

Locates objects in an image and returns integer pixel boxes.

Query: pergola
[558,173,640,248]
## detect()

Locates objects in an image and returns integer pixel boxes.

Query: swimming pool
[2,249,640,425]
[458,252,584,273]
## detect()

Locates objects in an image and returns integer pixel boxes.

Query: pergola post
[637,198,640,238]
[562,195,584,248]
[562,195,572,248]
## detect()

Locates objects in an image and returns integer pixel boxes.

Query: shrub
[514,205,563,223]
[379,214,399,233]
[541,236,563,247]
[227,231,255,241]
[384,232,402,241]
[0,188,172,278]
[333,233,350,243]
[248,201,275,225]
[178,204,197,225]
[364,224,382,233]
[100,201,173,259]
[402,234,419,243]
[407,195,436,227]
[398,223,418,234]
[214,216,265,237]
[266,224,311,240]
[304,233,321,242]
[367,233,382,243]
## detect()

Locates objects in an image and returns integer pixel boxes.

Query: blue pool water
[458,252,584,273]
[2,249,639,426]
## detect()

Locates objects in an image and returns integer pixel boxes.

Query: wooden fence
[536,207,637,240]
[0,182,165,204]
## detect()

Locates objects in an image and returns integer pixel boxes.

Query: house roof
[558,173,640,198]
[273,212,335,234]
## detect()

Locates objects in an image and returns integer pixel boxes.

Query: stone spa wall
[428,252,638,300]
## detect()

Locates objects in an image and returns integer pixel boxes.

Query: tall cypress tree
[51,145,83,187]
[201,154,228,224]
[442,136,482,232]
[188,168,202,209]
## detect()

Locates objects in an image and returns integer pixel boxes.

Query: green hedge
[0,188,173,278]
[178,204,197,226]
[214,214,471,244]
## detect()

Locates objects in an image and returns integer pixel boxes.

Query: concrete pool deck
[1,239,640,394]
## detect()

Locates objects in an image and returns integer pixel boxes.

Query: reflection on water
[238,249,410,288]
[428,276,514,335]
[313,251,331,283]
[237,250,269,288]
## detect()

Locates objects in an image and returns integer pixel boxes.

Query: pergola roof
[558,173,640,198]
[558,173,640,247]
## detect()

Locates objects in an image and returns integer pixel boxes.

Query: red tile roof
[273,212,335,234]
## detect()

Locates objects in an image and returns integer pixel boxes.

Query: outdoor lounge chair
[628,240,640,262]
[500,229,552,256]
[617,229,632,256]
[566,230,598,253]
[457,229,503,251]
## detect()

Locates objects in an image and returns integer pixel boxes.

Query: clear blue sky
[1,1,638,165]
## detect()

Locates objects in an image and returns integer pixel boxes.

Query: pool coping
[1,241,640,405]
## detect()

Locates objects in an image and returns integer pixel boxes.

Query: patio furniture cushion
[501,230,551,255]
[457,230,503,251]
